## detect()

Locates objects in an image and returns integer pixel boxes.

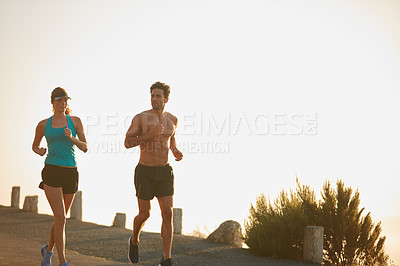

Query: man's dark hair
[150,81,170,98]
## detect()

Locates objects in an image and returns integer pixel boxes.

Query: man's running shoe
[128,236,139,263]
[159,257,172,266]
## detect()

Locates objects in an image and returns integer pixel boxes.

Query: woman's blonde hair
[51,87,71,115]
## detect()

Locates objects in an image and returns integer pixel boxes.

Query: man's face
[151,89,167,110]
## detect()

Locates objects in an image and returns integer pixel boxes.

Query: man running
[125,81,183,266]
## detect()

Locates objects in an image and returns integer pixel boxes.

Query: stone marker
[113,213,126,228]
[173,208,182,234]
[22,195,38,213]
[207,220,243,247]
[11,186,20,208]
[70,191,82,221]
[303,226,324,264]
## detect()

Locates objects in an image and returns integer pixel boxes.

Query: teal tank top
[44,115,77,167]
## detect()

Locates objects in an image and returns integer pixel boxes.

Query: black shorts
[39,164,79,194]
[134,164,174,200]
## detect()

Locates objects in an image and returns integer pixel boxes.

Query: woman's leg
[47,193,75,251]
[63,193,75,214]
[48,224,55,251]
[44,185,68,264]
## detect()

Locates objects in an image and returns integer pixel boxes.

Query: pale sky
[1,0,399,263]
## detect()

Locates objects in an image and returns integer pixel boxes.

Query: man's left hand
[172,148,183,161]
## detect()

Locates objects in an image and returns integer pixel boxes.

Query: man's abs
[139,142,169,166]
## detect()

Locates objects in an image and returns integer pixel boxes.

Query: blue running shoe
[41,244,52,266]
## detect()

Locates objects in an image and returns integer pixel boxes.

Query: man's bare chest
[141,114,175,137]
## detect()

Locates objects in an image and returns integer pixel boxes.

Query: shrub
[320,180,388,265]
[244,179,389,265]
[244,181,318,259]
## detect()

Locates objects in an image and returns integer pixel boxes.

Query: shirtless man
[124,82,183,266]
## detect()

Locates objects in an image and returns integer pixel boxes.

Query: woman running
[32,87,88,266]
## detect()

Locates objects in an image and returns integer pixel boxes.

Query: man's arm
[170,116,183,161]
[125,114,164,149]
[125,115,143,149]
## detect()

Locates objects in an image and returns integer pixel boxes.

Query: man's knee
[138,210,150,221]
[161,207,173,222]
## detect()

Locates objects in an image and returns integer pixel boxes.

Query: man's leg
[132,198,151,245]
[157,196,173,260]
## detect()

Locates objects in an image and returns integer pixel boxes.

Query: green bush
[244,181,318,259]
[244,179,389,265]
[320,180,388,265]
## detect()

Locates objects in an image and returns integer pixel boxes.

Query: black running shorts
[39,164,79,194]
[134,163,174,200]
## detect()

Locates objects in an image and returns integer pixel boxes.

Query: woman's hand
[37,147,47,156]
[65,126,72,140]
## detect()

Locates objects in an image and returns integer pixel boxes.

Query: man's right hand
[148,124,164,138]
